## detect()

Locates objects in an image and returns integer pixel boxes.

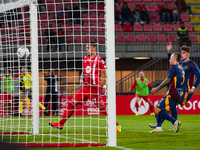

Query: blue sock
[155,114,162,127]
[171,107,178,120]
[160,111,176,124]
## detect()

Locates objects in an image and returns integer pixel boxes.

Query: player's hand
[80,79,85,85]
[167,42,172,53]
[150,88,157,94]
[129,89,132,92]
[188,88,194,94]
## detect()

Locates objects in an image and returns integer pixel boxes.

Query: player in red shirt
[129,71,154,116]
[49,43,121,132]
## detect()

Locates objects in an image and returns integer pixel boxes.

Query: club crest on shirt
[185,66,188,69]
[86,66,91,73]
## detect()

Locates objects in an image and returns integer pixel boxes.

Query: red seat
[98,24,105,32]
[124,0,133,2]
[185,24,193,31]
[99,14,105,22]
[66,36,74,43]
[123,24,133,32]
[137,34,146,42]
[73,24,81,32]
[39,13,48,23]
[181,14,189,22]
[168,34,177,42]
[47,4,55,12]
[0,24,10,32]
[75,35,82,43]
[157,34,167,42]
[116,34,126,43]
[115,24,123,32]
[97,3,105,11]
[153,0,162,2]
[132,0,142,2]
[63,24,72,32]
[46,0,54,3]
[143,0,152,2]
[127,34,136,43]
[150,14,159,22]
[129,4,135,11]
[84,35,96,43]
[134,24,143,31]
[163,0,172,2]
[89,4,96,11]
[38,36,45,44]
[118,5,123,11]
[90,14,98,22]
[164,24,172,31]
[174,24,180,31]
[57,4,63,11]
[139,5,145,11]
[157,4,164,12]
[82,13,89,22]
[147,34,157,42]
[147,4,156,12]
[83,24,92,32]
[98,36,105,43]
[189,34,197,42]
[144,24,153,31]
[41,24,48,31]
[153,24,162,31]
[25,35,31,44]
[167,4,172,10]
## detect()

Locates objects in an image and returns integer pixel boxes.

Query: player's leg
[143,95,154,115]
[52,93,58,116]
[43,94,50,116]
[19,92,25,116]
[135,94,140,116]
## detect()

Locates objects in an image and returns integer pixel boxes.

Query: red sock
[150,105,154,113]
[59,102,75,125]
[116,121,120,126]
[135,102,139,112]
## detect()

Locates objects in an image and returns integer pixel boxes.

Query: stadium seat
[99,14,105,22]
[25,35,31,44]
[153,24,162,31]
[41,24,49,31]
[83,24,92,32]
[0,24,10,32]
[189,34,197,42]
[164,24,172,31]
[39,13,48,23]
[47,4,56,12]
[157,4,164,12]
[163,0,172,2]
[147,4,156,12]
[38,36,45,44]
[181,14,189,22]
[97,3,105,12]
[116,34,126,43]
[132,0,142,2]
[115,24,123,32]
[123,24,133,32]
[124,0,133,2]
[129,4,136,11]
[174,24,180,31]
[139,5,145,11]
[98,36,105,43]
[143,0,153,3]
[153,0,162,2]
[147,34,157,42]
[89,4,96,11]
[46,0,54,3]
[63,24,72,32]
[84,35,96,43]
[98,24,105,32]
[75,35,82,43]
[137,34,146,42]
[82,13,89,22]
[127,34,136,43]
[118,4,123,11]
[168,34,177,42]
[66,35,74,43]
[185,24,193,31]
[144,24,153,31]
[57,4,63,11]
[150,14,159,22]
[90,13,98,22]
[167,4,172,10]
[157,34,167,42]
[73,24,81,32]
[134,24,143,31]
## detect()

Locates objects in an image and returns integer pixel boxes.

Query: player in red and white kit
[49,43,121,132]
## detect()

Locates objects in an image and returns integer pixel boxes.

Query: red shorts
[2,92,12,103]
[135,94,151,103]
[73,85,103,105]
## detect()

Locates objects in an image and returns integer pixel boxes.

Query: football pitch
[1,115,200,150]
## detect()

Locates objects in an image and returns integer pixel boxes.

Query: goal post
[0,0,117,147]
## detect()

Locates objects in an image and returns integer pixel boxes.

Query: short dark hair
[4,69,11,73]
[173,52,181,63]
[180,45,191,53]
[88,42,97,48]
[180,22,184,25]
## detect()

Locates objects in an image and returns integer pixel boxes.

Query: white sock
[156,127,162,130]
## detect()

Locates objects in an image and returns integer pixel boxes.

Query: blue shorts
[157,94,178,112]
[179,89,193,106]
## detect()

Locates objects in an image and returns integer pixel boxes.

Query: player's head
[50,69,55,75]
[170,52,181,65]
[123,2,128,7]
[180,22,185,28]
[180,45,191,61]
[4,69,11,76]
[86,43,96,56]
[139,71,144,79]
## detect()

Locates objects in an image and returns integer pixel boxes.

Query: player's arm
[101,70,106,95]
[189,62,200,94]
[129,80,137,92]
[13,69,23,78]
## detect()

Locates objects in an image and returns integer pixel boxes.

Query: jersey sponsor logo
[178,100,200,110]
[130,97,149,115]
[86,66,91,74]
[87,108,100,115]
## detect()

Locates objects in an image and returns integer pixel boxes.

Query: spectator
[58,26,65,52]
[141,7,150,24]
[159,4,171,24]
[115,0,118,6]
[58,4,71,19]
[72,3,82,24]
[40,6,46,13]
[132,5,143,24]
[44,24,57,52]
[38,0,46,12]
[121,2,134,28]
[177,22,191,46]
[172,4,180,23]
[175,0,193,16]
[43,69,61,116]
[115,5,121,23]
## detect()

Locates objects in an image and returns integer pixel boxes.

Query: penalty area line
[113,146,135,150]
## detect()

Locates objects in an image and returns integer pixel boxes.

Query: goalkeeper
[19,68,45,116]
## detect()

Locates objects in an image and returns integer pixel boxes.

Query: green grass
[1,115,200,150]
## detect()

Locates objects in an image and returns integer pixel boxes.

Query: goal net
[0,0,116,147]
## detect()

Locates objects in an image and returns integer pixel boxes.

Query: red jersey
[83,54,106,85]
